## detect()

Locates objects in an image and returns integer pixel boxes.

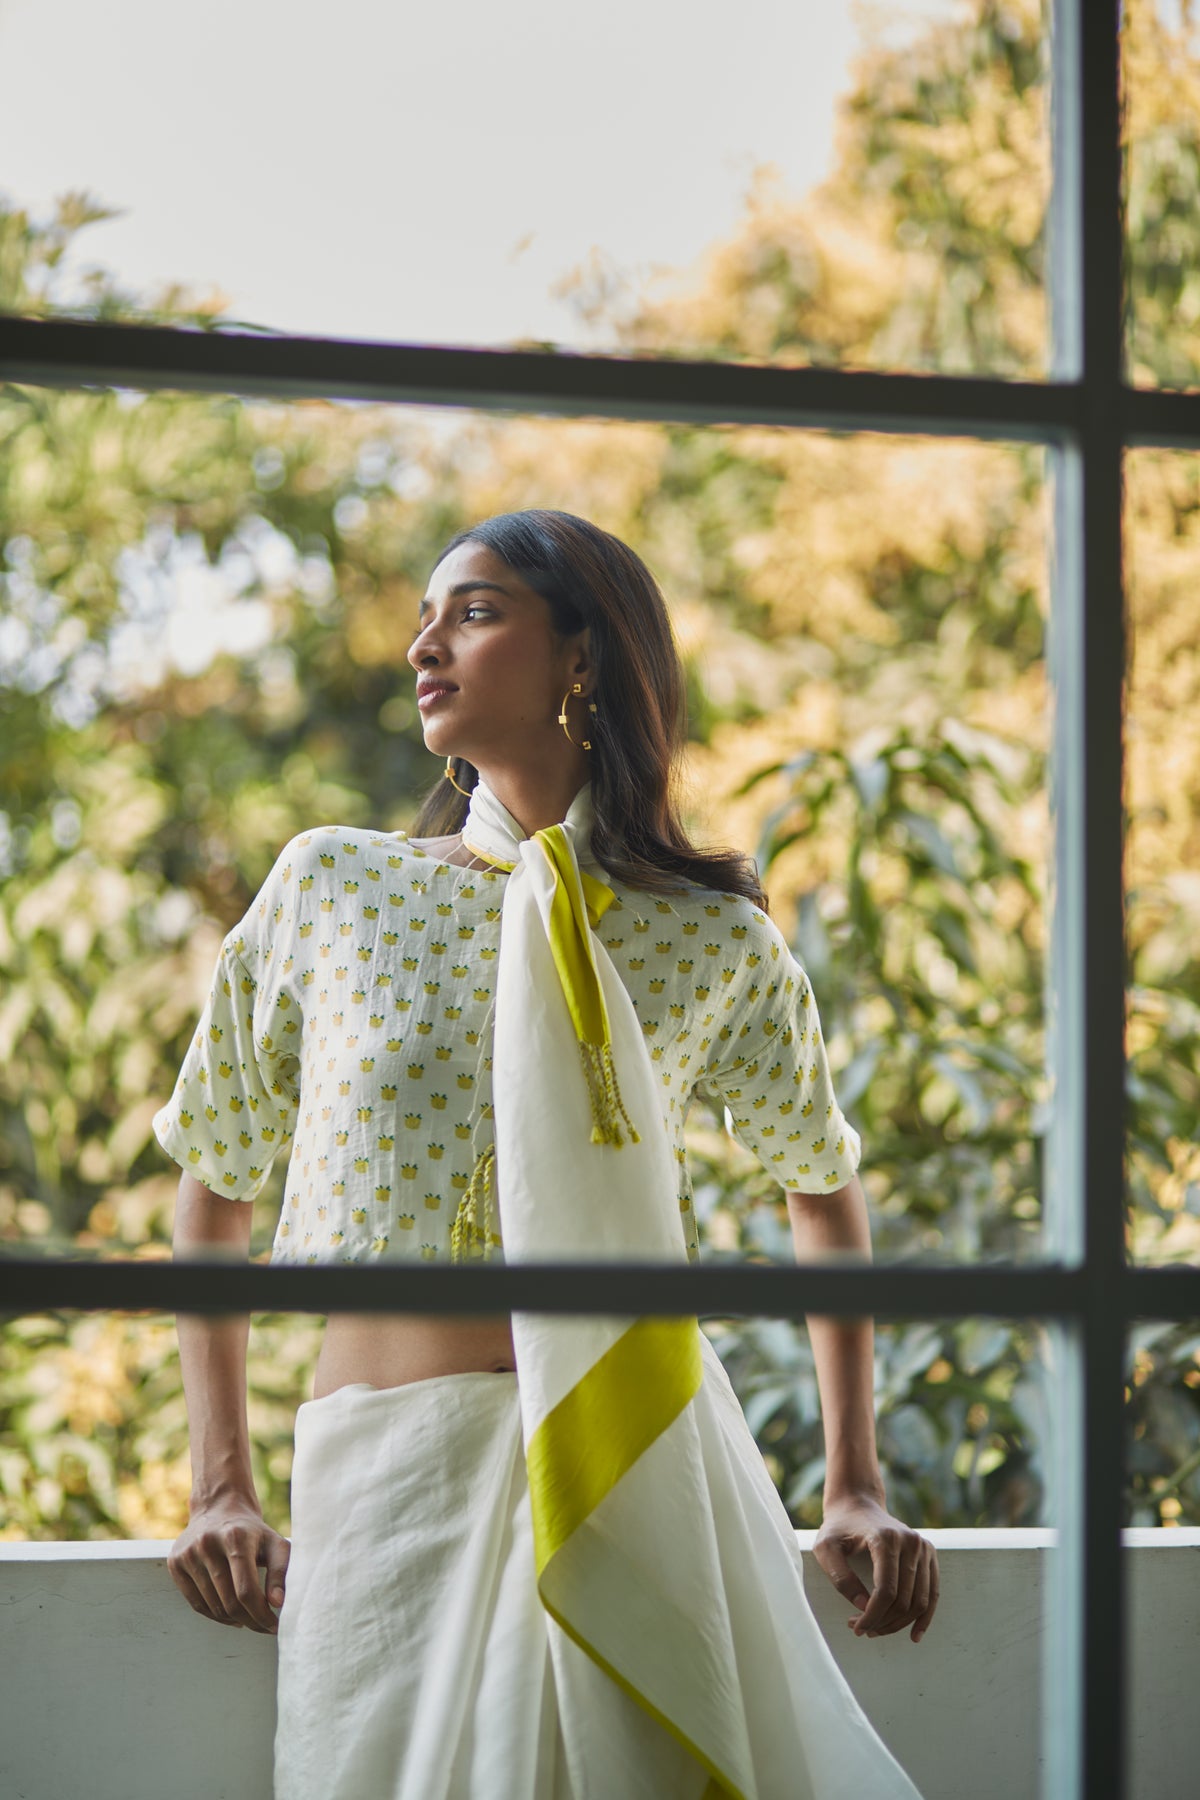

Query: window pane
[1123,0,1200,390]
[0,385,1052,1274]
[1,1310,1062,1800]
[793,1321,1051,1800]
[1124,449,1200,1267]
[0,0,1048,375]
[1125,1322,1200,1793]
[711,1313,1049,1532]
[0,1305,321,1538]
[1126,1320,1200,1528]
[1125,1513,1200,1791]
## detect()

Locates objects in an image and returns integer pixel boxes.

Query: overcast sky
[0,0,955,348]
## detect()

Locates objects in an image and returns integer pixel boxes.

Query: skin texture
[789,1181,939,1644]
[169,1173,289,1633]
[406,540,595,835]
[168,539,937,1645]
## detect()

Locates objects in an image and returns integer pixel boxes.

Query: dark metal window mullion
[1043,4,1128,1798]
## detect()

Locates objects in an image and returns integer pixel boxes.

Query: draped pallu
[462,783,757,1800]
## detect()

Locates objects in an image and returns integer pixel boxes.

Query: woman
[159,509,935,1799]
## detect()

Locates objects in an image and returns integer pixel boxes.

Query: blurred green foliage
[2,0,1197,1542]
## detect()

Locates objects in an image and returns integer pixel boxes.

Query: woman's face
[405,541,588,769]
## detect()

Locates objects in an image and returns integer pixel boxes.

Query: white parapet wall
[1,1528,1197,1799]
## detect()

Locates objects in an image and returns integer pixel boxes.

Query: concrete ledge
[2,1531,1197,1799]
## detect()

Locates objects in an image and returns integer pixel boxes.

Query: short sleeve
[153,938,298,1202]
[693,908,862,1193]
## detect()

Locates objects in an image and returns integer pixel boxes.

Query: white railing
[2,1529,1196,1799]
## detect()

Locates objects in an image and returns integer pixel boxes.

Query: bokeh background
[1,0,1198,1540]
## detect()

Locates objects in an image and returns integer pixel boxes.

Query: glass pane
[711,1311,1049,1532]
[0,1304,320,1539]
[1125,1322,1200,1794]
[0,0,1048,375]
[788,1317,1050,1800]
[1126,1321,1200,1528]
[1123,0,1200,390]
[0,1313,1056,1800]
[0,389,1052,1275]
[1124,449,1200,1267]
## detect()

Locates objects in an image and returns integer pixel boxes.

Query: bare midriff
[313,1314,517,1398]
[311,831,516,1402]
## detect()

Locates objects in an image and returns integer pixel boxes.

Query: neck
[471,760,590,838]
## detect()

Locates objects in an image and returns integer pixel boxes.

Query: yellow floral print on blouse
[153,827,862,1265]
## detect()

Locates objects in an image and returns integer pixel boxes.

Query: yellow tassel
[450,1142,499,1263]
[579,1041,640,1147]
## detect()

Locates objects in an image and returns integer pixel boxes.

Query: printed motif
[154,829,862,1266]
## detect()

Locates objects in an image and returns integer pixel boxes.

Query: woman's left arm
[787,1175,939,1645]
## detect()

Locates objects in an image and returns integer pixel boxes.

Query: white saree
[274,779,925,1800]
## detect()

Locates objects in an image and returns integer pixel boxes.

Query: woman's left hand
[812,1493,939,1644]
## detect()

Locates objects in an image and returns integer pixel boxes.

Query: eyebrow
[417,580,513,620]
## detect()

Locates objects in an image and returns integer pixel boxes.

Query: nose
[406,621,441,670]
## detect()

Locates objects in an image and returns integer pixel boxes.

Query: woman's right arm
[167,1171,290,1634]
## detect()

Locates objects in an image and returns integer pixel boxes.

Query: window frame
[1,4,1197,1795]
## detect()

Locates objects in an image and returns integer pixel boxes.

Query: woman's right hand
[168,1496,291,1634]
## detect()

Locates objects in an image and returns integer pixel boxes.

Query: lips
[416,682,457,708]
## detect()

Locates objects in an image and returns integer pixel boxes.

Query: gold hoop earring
[444,756,472,797]
[559,681,598,752]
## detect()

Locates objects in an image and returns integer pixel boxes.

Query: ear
[565,626,593,685]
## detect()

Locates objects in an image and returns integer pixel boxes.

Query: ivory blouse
[153,825,863,1265]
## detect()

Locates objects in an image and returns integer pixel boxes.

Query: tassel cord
[450,1141,499,1263]
[579,1041,641,1148]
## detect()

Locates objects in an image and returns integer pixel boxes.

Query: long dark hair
[408,510,768,909]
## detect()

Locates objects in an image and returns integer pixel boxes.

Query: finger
[190,1525,270,1631]
[912,1547,941,1643]
[813,1537,870,1612]
[228,1545,278,1634]
[195,1528,272,1630]
[854,1533,900,1635]
[263,1533,291,1613]
[169,1558,220,1623]
[874,1537,922,1637]
[905,1543,932,1635]
[187,1552,244,1628]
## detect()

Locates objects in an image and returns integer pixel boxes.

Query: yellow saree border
[526,1315,703,1575]
[526,1317,746,1799]
[539,1591,746,1800]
